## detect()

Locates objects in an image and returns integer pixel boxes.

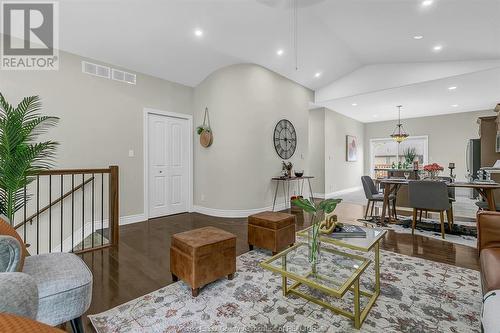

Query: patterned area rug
[358,217,477,248]
[89,247,482,333]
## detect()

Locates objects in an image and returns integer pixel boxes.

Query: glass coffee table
[296,225,386,327]
[260,242,370,329]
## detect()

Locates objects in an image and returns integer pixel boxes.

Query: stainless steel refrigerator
[466,139,481,198]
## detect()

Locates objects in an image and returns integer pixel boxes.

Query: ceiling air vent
[112,68,136,85]
[81,61,110,79]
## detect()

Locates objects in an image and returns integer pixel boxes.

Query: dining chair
[361,176,397,220]
[418,177,455,223]
[408,180,452,239]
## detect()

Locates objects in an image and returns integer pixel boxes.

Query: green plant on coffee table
[0,94,59,222]
[291,197,342,269]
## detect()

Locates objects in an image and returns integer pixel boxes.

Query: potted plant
[291,197,342,274]
[0,94,59,222]
[197,107,213,147]
[282,161,293,178]
[403,147,417,165]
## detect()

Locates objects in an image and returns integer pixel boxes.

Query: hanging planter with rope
[196,107,213,148]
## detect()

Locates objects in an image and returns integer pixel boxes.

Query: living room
[0,0,499,332]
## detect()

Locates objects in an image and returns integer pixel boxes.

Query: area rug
[89,247,482,333]
[358,216,477,248]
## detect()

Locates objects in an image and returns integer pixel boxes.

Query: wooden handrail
[35,168,111,175]
[14,176,95,230]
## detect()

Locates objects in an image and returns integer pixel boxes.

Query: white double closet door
[147,113,189,218]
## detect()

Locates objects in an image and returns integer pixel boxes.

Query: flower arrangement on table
[423,163,444,179]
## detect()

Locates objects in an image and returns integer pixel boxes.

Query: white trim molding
[193,203,288,218]
[323,186,362,199]
[143,108,194,221]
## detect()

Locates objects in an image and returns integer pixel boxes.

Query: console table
[271,176,314,212]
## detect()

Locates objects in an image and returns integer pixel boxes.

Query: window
[369,136,428,178]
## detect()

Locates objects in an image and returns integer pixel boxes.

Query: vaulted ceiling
[58,0,500,121]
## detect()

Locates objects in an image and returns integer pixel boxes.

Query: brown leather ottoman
[248,211,296,255]
[170,226,236,297]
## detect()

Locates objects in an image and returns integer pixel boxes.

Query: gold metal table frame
[297,225,385,307]
[260,243,379,329]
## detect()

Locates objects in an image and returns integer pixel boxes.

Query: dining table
[378,178,500,223]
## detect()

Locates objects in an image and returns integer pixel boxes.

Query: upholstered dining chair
[0,216,92,333]
[408,180,452,239]
[418,177,456,224]
[361,176,397,220]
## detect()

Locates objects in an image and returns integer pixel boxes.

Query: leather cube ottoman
[170,226,236,297]
[248,211,296,255]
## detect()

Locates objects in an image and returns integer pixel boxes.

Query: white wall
[193,64,313,211]
[308,109,325,194]
[324,108,364,196]
[364,110,492,181]
[308,107,365,197]
[0,48,193,218]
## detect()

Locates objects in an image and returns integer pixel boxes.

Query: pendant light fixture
[390,105,409,143]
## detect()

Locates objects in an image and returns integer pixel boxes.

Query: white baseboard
[324,186,362,199]
[120,213,146,226]
[193,202,288,218]
[193,187,361,218]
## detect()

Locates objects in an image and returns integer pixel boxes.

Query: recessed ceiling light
[352,103,358,106]
[373,114,379,118]
[451,104,459,107]
[194,29,203,37]
[314,72,322,78]
[433,45,443,52]
[413,35,424,40]
[422,0,433,6]
[448,86,457,90]
[276,49,284,56]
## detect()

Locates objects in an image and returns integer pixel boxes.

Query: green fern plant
[0,93,59,222]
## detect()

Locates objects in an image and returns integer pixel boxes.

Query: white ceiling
[318,67,500,123]
[56,0,500,121]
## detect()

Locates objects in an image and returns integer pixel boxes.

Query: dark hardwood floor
[79,202,479,332]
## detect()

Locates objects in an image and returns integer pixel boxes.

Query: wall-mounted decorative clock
[273,119,297,159]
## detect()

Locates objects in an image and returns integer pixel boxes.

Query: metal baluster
[101,173,104,246]
[60,175,63,252]
[91,173,95,249]
[36,175,39,255]
[49,175,52,252]
[82,174,85,251]
[71,174,74,252]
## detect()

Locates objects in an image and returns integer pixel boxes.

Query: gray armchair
[0,235,92,333]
